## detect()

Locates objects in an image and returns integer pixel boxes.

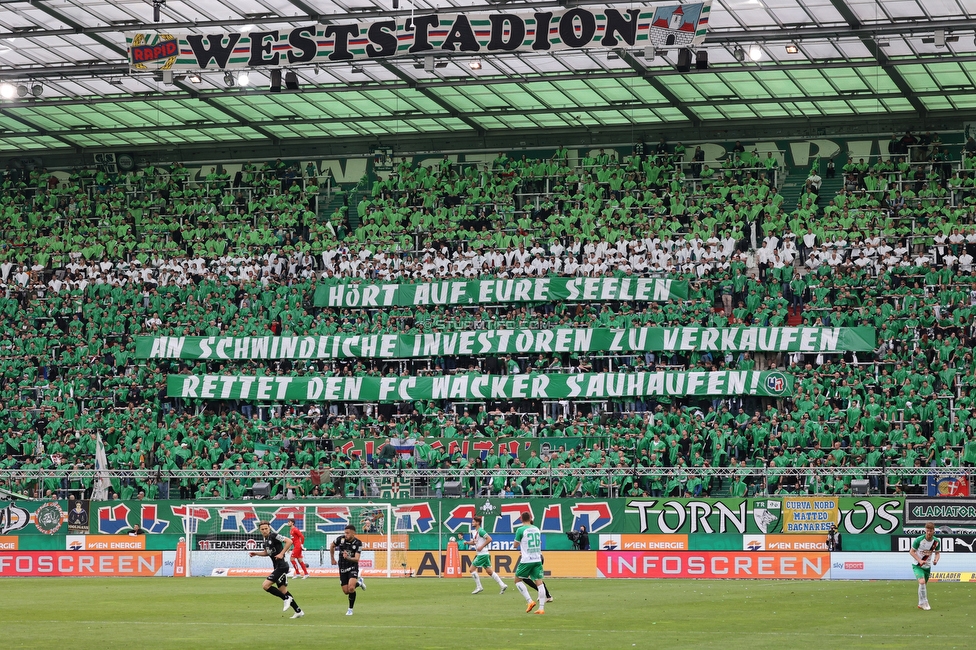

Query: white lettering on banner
[307,378,324,401]
[182,375,200,398]
[626,500,749,534]
[170,371,792,401]
[378,378,396,402]
[533,278,550,300]
[700,328,719,351]
[280,337,298,358]
[576,329,592,351]
[343,377,362,401]
[238,376,255,398]
[449,376,468,400]
[740,329,757,350]
[141,328,870,359]
[653,279,672,301]
[220,376,237,399]
[531,374,550,397]
[566,375,583,397]
[201,375,217,399]
[399,377,415,400]
[167,337,185,358]
[663,329,680,350]
[820,329,839,351]
[609,330,625,351]
[706,373,723,394]
[432,376,450,400]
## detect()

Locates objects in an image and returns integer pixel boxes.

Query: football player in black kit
[250,521,305,619]
[330,524,365,615]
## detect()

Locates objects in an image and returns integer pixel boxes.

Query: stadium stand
[2,136,976,502]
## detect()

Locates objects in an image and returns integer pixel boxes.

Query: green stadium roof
[0,0,975,151]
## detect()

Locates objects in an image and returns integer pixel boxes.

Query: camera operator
[566,525,590,551]
[826,523,841,551]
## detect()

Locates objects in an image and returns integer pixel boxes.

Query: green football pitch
[3,578,973,649]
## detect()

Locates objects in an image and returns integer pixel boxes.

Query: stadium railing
[0,466,956,500]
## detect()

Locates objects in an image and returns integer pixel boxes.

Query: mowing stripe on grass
[16,620,975,640]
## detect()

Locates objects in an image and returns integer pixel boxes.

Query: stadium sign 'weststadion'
[126,3,710,70]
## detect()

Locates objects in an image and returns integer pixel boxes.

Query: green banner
[332,437,587,464]
[167,370,794,401]
[1,497,904,540]
[314,277,688,308]
[620,497,903,536]
[137,327,875,360]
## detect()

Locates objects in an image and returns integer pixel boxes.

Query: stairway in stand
[787,306,804,326]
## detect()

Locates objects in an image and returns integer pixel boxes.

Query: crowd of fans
[2,132,976,501]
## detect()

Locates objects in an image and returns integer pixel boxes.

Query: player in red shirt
[288,518,310,579]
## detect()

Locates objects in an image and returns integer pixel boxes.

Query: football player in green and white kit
[464,516,507,595]
[909,522,941,610]
[513,511,546,615]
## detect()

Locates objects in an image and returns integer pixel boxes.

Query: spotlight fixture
[30,84,42,97]
[733,47,745,62]
[351,65,364,73]
[434,60,448,68]
[224,71,235,87]
[16,84,27,97]
[187,73,201,83]
[413,60,425,70]
[152,0,165,23]
[236,71,249,86]
[748,44,763,61]
[468,59,482,70]
[285,71,299,89]
[785,43,799,54]
[269,69,282,92]
[0,83,14,99]
[607,51,620,60]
